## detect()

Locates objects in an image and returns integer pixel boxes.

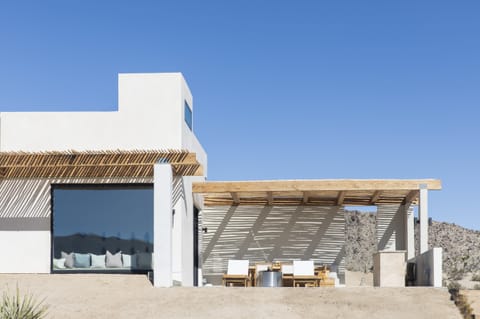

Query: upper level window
[184,101,193,131]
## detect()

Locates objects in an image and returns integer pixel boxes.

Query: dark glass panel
[184,101,193,130]
[52,185,153,271]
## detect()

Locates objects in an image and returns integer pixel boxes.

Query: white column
[154,163,173,287]
[404,205,415,260]
[419,186,429,254]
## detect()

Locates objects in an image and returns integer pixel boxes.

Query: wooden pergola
[192,179,442,206]
[0,149,203,179]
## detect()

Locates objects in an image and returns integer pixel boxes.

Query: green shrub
[0,285,48,319]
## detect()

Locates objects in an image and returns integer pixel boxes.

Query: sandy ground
[0,274,461,319]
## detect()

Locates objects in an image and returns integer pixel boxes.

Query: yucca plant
[0,285,48,319]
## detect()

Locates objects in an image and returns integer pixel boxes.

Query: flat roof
[192,179,441,206]
[0,150,203,179]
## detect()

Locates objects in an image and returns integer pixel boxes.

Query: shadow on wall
[0,177,153,231]
[202,205,346,284]
[0,179,51,219]
[377,204,408,251]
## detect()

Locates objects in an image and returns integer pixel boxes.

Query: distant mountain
[54,233,153,258]
[344,210,480,278]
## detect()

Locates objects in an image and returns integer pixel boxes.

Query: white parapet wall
[412,247,443,287]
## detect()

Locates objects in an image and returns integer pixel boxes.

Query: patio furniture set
[222,260,338,287]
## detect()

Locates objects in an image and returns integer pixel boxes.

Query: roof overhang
[0,150,203,179]
[192,179,441,206]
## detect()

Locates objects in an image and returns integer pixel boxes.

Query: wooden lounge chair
[317,265,335,287]
[293,260,318,287]
[222,260,251,287]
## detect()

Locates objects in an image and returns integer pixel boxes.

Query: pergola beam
[337,191,346,206]
[403,190,418,205]
[267,192,274,205]
[370,191,382,205]
[193,179,442,207]
[230,192,240,205]
[193,179,442,193]
[302,192,309,204]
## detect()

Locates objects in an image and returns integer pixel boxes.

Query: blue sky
[1,1,479,229]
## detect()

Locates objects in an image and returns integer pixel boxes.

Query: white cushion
[122,254,136,268]
[293,260,314,276]
[53,258,66,269]
[90,254,106,268]
[227,260,249,275]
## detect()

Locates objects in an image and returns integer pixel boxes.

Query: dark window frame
[184,101,193,131]
[50,183,153,274]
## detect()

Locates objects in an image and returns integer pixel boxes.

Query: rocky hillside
[344,210,480,278]
[428,221,480,278]
[344,210,377,272]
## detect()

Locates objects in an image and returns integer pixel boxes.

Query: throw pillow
[74,253,91,268]
[122,254,136,268]
[106,250,123,268]
[61,251,75,268]
[90,254,106,268]
[53,258,66,269]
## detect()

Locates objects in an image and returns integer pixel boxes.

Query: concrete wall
[412,247,443,287]
[201,205,346,285]
[373,250,406,287]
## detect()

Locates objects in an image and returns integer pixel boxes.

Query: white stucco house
[0,73,442,288]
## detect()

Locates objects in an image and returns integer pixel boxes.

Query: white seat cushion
[227,260,249,275]
[293,260,314,276]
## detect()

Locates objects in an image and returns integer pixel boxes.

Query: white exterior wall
[0,73,207,285]
[153,164,173,287]
[1,73,183,151]
[412,247,443,287]
[0,231,50,273]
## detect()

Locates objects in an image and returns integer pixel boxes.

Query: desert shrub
[471,273,480,282]
[448,281,462,292]
[455,294,474,319]
[0,285,48,319]
[473,284,480,290]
